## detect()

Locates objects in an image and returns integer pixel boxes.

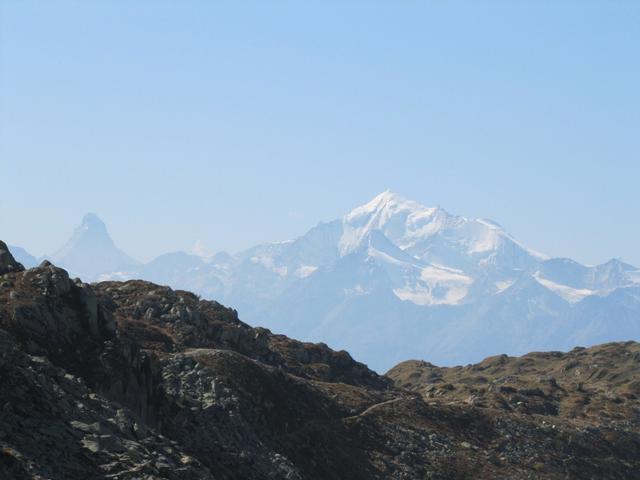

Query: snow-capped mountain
[48,213,138,280]
[8,194,640,371]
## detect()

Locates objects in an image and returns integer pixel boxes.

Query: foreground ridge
[0,244,639,479]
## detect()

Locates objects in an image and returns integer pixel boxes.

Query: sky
[1,0,639,265]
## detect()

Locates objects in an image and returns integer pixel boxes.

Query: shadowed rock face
[0,244,639,479]
[0,240,24,275]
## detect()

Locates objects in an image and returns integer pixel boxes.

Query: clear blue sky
[1,1,639,265]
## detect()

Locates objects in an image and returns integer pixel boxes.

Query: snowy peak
[339,192,545,273]
[344,191,440,231]
[340,191,444,255]
[344,190,434,224]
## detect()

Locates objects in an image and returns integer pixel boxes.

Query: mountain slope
[387,341,640,427]
[1,245,639,479]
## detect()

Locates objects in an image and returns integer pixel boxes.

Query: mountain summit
[340,191,545,270]
[50,213,137,280]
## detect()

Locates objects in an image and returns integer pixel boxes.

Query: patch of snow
[251,255,288,276]
[534,272,595,303]
[511,239,549,261]
[367,247,417,269]
[274,239,295,245]
[495,280,515,293]
[628,270,640,284]
[295,265,318,278]
[467,220,503,254]
[420,265,472,284]
[190,240,210,258]
[393,264,473,306]
[344,284,368,297]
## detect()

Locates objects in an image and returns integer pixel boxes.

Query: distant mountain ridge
[2,243,638,479]
[49,213,138,279]
[7,244,38,269]
[8,192,640,371]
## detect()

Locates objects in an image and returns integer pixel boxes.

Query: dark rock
[0,240,24,275]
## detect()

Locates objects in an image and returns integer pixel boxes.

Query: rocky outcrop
[94,279,388,390]
[1,250,640,479]
[0,240,24,275]
[0,329,214,480]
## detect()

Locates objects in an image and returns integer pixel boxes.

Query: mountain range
[1,241,638,479]
[9,192,640,371]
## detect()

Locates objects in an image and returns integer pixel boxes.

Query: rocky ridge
[1,243,639,479]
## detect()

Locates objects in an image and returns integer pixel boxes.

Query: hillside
[1,240,639,479]
[387,342,640,430]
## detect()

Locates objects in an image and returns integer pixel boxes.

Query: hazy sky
[1,1,639,265]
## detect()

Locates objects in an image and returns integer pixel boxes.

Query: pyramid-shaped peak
[49,213,137,279]
[80,213,107,231]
